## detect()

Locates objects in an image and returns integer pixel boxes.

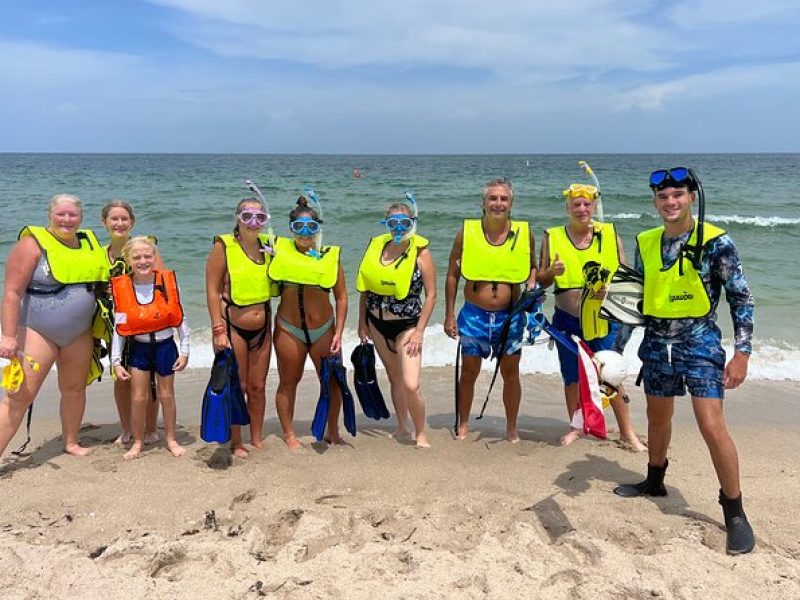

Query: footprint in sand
[91,457,119,473]
[557,533,602,566]
[230,489,256,510]
[256,509,305,559]
[395,550,418,574]
[542,568,583,591]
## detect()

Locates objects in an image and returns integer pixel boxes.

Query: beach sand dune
[1,370,798,599]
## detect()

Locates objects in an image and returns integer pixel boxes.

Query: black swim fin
[350,342,390,420]
[201,350,234,443]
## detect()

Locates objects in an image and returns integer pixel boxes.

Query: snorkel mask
[381,191,419,244]
[237,209,269,227]
[649,167,705,269]
[559,161,604,236]
[299,185,324,259]
[290,216,321,237]
[244,179,276,255]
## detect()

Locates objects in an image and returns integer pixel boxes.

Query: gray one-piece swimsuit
[19,256,96,348]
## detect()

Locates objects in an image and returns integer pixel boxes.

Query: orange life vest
[111,270,184,336]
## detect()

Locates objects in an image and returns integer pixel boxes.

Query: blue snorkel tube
[244,178,276,255]
[303,185,324,259]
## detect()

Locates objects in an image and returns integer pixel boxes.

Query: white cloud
[2,1,800,151]
[666,0,800,26]
[0,40,146,90]
[615,61,800,110]
[146,0,671,74]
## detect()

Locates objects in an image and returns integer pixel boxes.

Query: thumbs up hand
[551,252,566,276]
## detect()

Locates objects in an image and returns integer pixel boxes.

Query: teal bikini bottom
[276,314,333,346]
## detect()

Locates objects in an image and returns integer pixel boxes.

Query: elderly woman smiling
[0,194,108,457]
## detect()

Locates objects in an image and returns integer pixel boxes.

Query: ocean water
[1,153,797,380]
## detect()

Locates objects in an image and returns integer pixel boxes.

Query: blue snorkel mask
[381,191,419,244]
[300,185,324,259]
[381,213,415,244]
[290,216,321,237]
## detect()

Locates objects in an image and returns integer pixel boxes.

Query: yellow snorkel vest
[216,233,278,306]
[638,221,726,319]
[547,222,621,291]
[355,233,429,300]
[19,226,109,285]
[268,237,340,289]
[460,219,530,284]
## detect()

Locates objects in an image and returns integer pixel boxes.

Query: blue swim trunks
[457,301,525,359]
[552,308,618,385]
[127,337,179,376]
[639,325,726,399]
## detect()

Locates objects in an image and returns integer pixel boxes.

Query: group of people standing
[0,167,755,554]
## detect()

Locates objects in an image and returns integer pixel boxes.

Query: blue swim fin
[227,350,250,426]
[311,357,333,441]
[201,350,233,443]
[331,357,357,437]
[313,355,358,440]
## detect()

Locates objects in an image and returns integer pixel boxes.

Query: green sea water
[1,153,797,378]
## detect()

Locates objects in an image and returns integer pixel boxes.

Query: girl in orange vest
[110,237,190,460]
[100,200,164,447]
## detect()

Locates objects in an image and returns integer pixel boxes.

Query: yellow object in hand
[1,355,41,394]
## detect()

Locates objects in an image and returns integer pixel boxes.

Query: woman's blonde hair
[385,202,412,217]
[121,236,157,263]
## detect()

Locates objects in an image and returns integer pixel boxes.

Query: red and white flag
[569,336,607,439]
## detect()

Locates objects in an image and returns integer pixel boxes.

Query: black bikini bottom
[224,300,271,351]
[367,311,419,353]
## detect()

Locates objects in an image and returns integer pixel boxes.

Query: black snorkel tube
[689,168,705,270]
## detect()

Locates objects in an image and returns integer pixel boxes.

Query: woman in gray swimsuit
[0,194,108,458]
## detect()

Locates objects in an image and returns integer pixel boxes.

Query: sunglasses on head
[562,183,599,200]
[290,217,321,236]
[382,214,415,231]
[238,210,269,226]
[649,167,697,190]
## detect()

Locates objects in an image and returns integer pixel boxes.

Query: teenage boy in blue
[614,168,755,555]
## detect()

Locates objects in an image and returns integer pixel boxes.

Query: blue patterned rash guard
[616,230,754,355]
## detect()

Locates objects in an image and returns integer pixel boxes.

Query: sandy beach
[1,368,798,599]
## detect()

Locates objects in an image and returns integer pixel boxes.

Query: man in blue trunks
[444,178,537,442]
[613,167,755,555]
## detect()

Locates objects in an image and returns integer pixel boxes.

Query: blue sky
[1,0,799,153]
